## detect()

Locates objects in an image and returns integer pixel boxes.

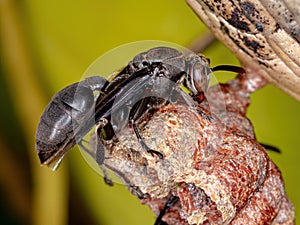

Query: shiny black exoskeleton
[36,76,109,166]
[36,47,217,167]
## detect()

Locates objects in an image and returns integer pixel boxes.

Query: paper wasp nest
[101,72,295,224]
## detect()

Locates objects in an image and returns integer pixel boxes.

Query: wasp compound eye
[191,59,211,94]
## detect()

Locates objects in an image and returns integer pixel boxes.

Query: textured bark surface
[186,0,300,101]
[101,72,295,224]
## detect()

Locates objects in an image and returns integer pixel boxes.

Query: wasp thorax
[131,47,186,76]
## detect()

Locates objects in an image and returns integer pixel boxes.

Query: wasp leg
[260,143,281,153]
[99,164,113,186]
[78,138,113,186]
[91,119,114,186]
[132,121,163,159]
[129,184,149,199]
[130,98,163,159]
[94,119,108,165]
[154,195,179,225]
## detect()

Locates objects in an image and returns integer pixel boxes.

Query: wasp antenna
[211,65,245,75]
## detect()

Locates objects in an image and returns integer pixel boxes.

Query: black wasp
[35,47,246,224]
[36,47,243,167]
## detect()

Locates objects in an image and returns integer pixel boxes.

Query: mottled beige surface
[187,0,300,101]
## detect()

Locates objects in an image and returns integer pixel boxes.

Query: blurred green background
[1,0,299,224]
